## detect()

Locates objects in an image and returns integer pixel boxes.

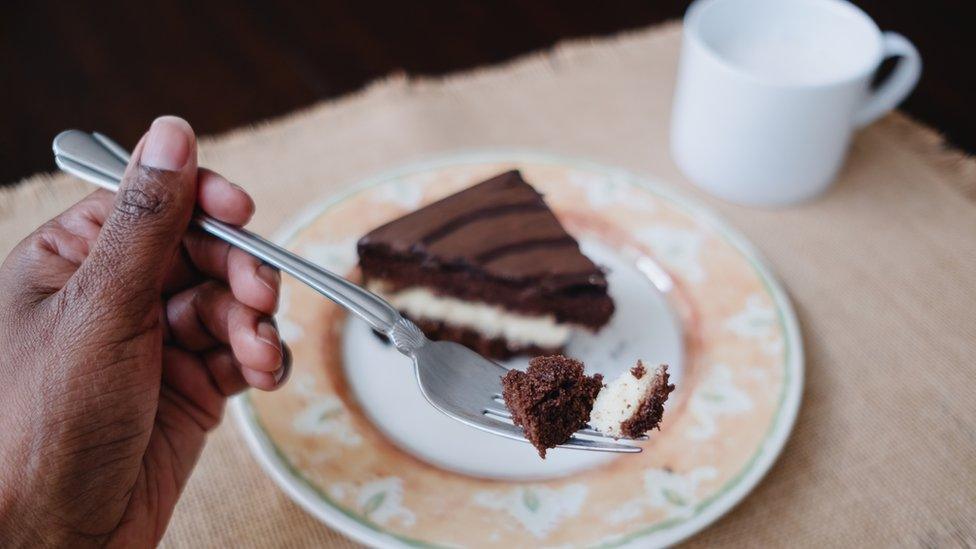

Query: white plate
[234,151,803,547]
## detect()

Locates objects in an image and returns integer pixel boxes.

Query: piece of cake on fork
[501,356,674,457]
[357,170,614,359]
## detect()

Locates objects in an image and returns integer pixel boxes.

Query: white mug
[670,0,921,206]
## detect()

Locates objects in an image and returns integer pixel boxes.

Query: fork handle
[51,130,404,336]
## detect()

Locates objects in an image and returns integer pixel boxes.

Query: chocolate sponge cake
[357,170,614,358]
[502,355,604,458]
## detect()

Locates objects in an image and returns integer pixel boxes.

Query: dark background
[2,0,972,186]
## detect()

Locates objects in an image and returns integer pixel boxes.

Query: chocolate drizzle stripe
[474,237,578,263]
[420,202,546,246]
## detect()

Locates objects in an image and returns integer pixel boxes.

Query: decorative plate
[233,152,803,548]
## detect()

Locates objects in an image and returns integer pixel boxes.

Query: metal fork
[52,130,642,453]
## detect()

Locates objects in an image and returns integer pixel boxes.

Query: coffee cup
[670,0,921,206]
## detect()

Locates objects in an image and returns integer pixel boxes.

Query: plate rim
[231,149,804,548]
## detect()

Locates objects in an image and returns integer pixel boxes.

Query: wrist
[0,497,105,548]
[0,453,106,548]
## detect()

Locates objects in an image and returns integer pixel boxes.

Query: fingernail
[281,342,292,368]
[257,263,281,293]
[140,115,193,171]
[226,180,256,217]
[256,318,283,356]
[274,345,292,385]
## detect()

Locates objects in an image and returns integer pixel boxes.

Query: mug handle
[853,32,922,128]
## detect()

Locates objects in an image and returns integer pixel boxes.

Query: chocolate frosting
[358,170,607,290]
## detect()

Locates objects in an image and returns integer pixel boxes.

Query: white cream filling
[589,364,664,437]
[368,282,572,348]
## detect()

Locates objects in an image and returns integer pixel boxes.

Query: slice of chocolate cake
[501,355,604,458]
[357,170,614,359]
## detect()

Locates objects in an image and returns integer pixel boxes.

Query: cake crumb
[630,360,646,379]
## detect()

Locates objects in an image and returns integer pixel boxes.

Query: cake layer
[360,255,613,328]
[368,282,572,349]
[411,318,560,361]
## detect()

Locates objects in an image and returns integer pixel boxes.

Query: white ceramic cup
[670,0,921,206]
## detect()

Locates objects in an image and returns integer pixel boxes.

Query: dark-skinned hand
[0,116,289,547]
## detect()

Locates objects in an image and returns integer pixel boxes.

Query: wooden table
[2,0,972,186]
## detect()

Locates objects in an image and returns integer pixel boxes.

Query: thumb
[73,116,198,309]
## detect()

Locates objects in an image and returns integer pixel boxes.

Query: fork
[52,130,642,453]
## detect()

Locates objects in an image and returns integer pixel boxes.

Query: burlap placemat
[2,22,974,548]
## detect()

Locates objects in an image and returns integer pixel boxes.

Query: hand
[0,116,289,547]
